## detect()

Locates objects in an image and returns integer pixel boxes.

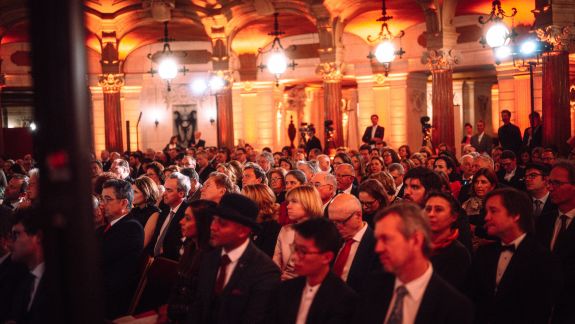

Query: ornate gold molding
[316,62,344,83]
[421,49,460,71]
[536,25,571,52]
[98,74,124,93]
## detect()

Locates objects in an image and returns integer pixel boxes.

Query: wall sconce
[155,119,159,128]
[210,118,215,125]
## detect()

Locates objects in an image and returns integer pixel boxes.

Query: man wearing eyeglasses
[328,194,379,293]
[536,160,575,324]
[496,150,525,190]
[267,217,357,324]
[525,163,556,221]
[310,172,337,217]
[335,164,359,197]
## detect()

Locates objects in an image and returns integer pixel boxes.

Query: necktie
[332,239,354,277]
[154,210,175,256]
[533,200,543,218]
[386,286,408,324]
[214,254,231,295]
[103,223,111,234]
[558,215,568,238]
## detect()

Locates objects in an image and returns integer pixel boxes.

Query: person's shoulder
[428,273,472,306]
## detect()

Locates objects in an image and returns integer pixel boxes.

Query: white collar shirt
[338,222,368,281]
[384,263,433,324]
[219,238,250,287]
[295,280,322,324]
[551,208,575,250]
[496,233,526,287]
[29,262,45,311]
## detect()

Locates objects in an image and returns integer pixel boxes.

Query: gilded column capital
[98,73,124,93]
[316,62,344,83]
[421,49,460,71]
[536,25,571,52]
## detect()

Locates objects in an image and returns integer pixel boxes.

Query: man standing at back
[470,120,493,154]
[362,114,385,145]
[189,193,280,324]
[497,110,522,155]
[354,203,473,324]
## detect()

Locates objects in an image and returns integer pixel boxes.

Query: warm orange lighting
[232,31,274,55]
[86,34,102,54]
[118,36,142,60]
[467,0,535,27]
[345,10,419,44]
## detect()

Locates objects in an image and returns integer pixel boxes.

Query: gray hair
[259,152,275,165]
[318,172,337,187]
[297,161,319,174]
[335,163,355,176]
[460,154,474,163]
[374,202,432,258]
[388,163,404,175]
[168,172,191,197]
[474,154,495,170]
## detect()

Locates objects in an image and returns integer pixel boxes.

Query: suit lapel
[348,228,372,281]
[306,273,335,323]
[222,242,255,295]
[415,274,440,324]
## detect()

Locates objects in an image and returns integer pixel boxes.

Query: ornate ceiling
[0,0,536,60]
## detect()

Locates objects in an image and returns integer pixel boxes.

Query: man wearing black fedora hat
[188,193,280,324]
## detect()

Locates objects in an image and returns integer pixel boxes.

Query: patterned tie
[332,239,354,277]
[533,200,543,218]
[154,210,175,256]
[214,254,231,295]
[386,286,408,324]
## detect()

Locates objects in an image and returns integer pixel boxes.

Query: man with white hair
[311,172,337,216]
[459,154,475,185]
[317,154,331,172]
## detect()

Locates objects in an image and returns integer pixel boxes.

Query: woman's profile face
[424,196,456,235]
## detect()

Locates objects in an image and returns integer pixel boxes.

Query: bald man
[328,194,380,292]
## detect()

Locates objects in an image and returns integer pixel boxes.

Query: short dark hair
[371,114,379,119]
[551,160,575,184]
[180,167,199,182]
[485,188,533,233]
[525,162,551,177]
[472,168,498,188]
[102,179,134,209]
[404,167,442,192]
[501,109,511,117]
[11,174,30,194]
[500,150,516,160]
[359,144,371,152]
[244,162,267,184]
[188,199,217,249]
[91,160,103,170]
[285,169,307,184]
[13,207,43,236]
[292,217,342,256]
[464,123,472,128]
[358,179,388,208]
[529,111,540,119]
[424,191,464,226]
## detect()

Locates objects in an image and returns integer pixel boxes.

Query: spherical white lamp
[267,51,288,75]
[485,23,510,48]
[191,79,208,96]
[519,40,537,56]
[494,46,512,60]
[158,57,178,80]
[374,40,396,63]
[209,75,225,93]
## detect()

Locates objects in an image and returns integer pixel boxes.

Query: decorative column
[317,62,344,150]
[216,85,234,149]
[98,74,124,152]
[538,26,571,155]
[422,49,459,150]
[0,57,4,155]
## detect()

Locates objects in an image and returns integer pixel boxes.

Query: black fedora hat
[212,193,261,231]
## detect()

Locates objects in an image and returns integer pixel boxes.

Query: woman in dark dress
[242,184,281,257]
[130,176,161,248]
[358,179,388,228]
[167,199,216,323]
[268,168,286,204]
[423,191,471,291]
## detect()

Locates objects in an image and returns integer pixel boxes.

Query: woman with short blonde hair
[242,184,281,257]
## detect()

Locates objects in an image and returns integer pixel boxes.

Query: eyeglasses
[335,174,354,179]
[100,196,121,204]
[360,199,377,207]
[524,173,543,180]
[312,182,331,188]
[290,243,323,257]
[548,179,571,187]
[331,211,357,226]
[270,177,283,182]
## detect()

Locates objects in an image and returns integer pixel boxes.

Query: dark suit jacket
[431,240,471,291]
[470,133,493,153]
[100,215,144,319]
[497,167,525,191]
[467,234,562,324]
[354,271,473,324]
[535,209,575,324]
[197,165,216,184]
[268,272,357,324]
[8,270,50,324]
[0,255,28,322]
[305,136,322,154]
[523,125,542,150]
[146,200,189,261]
[362,126,385,144]
[344,226,381,293]
[498,123,523,154]
[189,241,280,324]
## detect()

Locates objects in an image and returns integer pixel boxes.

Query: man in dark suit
[99,179,144,319]
[525,163,556,221]
[196,151,215,184]
[354,203,473,324]
[304,127,322,155]
[189,193,280,324]
[129,152,145,179]
[328,194,380,293]
[468,188,561,324]
[362,114,385,145]
[498,109,523,155]
[147,172,190,261]
[496,150,525,190]
[536,161,575,323]
[334,164,359,197]
[110,158,135,183]
[267,218,357,324]
[181,168,202,203]
[470,120,493,154]
[523,112,543,150]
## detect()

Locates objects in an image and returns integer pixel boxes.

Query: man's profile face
[210,216,247,250]
[403,178,426,205]
[484,195,519,239]
[11,223,41,264]
[163,178,184,207]
[5,178,24,201]
[374,213,416,275]
[242,168,261,186]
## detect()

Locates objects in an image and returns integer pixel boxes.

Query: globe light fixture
[148,21,188,91]
[485,23,510,48]
[519,39,538,56]
[479,1,517,49]
[258,12,297,86]
[367,0,405,76]
[209,75,225,93]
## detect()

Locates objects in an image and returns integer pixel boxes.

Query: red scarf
[432,229,459,253]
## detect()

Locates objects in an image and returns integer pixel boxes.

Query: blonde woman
[242,184,281,257]
[273,185,322,280]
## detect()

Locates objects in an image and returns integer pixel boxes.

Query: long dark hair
[188,199,217,249]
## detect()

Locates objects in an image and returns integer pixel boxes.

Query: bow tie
[500,244,516,253]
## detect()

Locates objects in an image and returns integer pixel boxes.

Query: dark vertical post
[529,62,535,126]
[126,120,131,153]
[28,0,103,322]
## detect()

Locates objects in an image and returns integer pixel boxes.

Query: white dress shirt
[496,233,526,287]
[157,201,184,235]
[337,222,368,281]
[371,125,378,140]
[503,167,517,182]
[29,262,45,311]
[551,208,575,250]
[384,263,433,324]
[110,213,129,227]
[295,280,322,324]
[219,238,250,287]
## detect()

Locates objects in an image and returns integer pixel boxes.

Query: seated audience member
[328,194,380,293]
[350,153,366,184]
[147,172,190,261]
[188,194,280,323]
[462,168,498,249]
[180,167,202,202]
[130,176,161,248]
[242,162,267,187]
[257,152,274,173]
[91,160,104,180]
[335,163,358,197]
[195,151,216,184]
[277,170,307,226]
[200,172,234,204]
[434,156,462,199]
[278,158,295,172]
[358,179,388,227]
[310,172,337,216]
[316,154,331,172]
[167,199,216,323]
[274,186,323,280]
[468,188,561,324]
[110,158,134,183]
[354,202,473,324]
[398,145,411,160]
[129,152,145,179]
[18,169,39,210]
[459,154,475,185]
[99,179,144,319]
[497,150,525,190]
[297,161,318,182]
[458,154,495,203]
[267,218,358,324]
[423,191,471,291]
[267,168,286,204]
[541,147,557,166]
[536,161,575,323]
[369,156,385,175]
[242,184,281,257]
[2,174,29,210]
[388,163,405,202]
[524,163,556,221]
